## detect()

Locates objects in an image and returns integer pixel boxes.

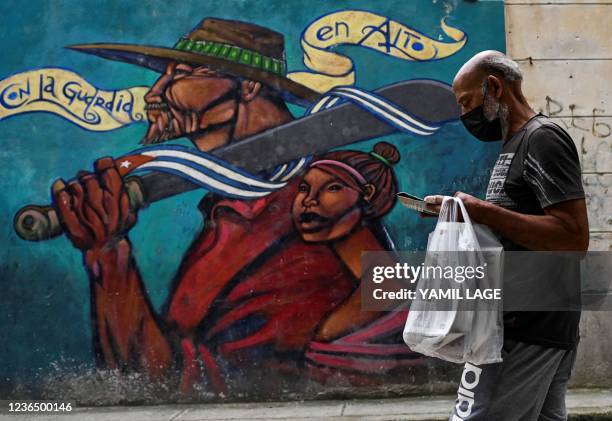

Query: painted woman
[291,142,419,380]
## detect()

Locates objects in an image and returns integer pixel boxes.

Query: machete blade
[142,79,460,203]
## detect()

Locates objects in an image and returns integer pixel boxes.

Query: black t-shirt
[485,114,584,349]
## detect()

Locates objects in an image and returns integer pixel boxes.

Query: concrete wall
[505,0,612,387]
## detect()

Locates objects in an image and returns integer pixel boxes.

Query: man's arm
[423,190,589,251]
[425,125,589,251]
[454,193,588,251]
[53,158,173,379]
[85,239,173,379]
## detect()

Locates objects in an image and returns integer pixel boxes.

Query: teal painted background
[0,0,504,399]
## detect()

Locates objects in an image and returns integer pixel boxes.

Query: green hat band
[174,38,286,76]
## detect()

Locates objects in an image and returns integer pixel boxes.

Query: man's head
[292,142,399,243]
[142,61,290,150]
[452,50,526,141]
[68,17,320,151]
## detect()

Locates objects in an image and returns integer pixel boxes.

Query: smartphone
[396,192,439,216]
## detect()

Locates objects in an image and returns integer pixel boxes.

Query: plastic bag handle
[440,196,473,226]
[439,196,482,251]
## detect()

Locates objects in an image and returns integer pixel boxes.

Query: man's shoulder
[524,115,576,155]
[525,115,569,139]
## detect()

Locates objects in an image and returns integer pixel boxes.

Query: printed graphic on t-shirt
[523,152,566,207]
[486,153,517,209]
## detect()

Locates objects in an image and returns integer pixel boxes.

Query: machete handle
[14,176,147,242]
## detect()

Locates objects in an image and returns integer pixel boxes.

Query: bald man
[425,51,589,420]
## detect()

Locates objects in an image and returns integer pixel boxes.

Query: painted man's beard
[141,103,212,145]
[141,97,240,145]
[141,103,177,144]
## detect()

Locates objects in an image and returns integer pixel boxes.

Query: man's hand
[52,157,137,251]
[452,191,489,223]
[421,192,489,222]
[421,194,443,217]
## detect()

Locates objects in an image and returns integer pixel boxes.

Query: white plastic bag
[403,196,504,364]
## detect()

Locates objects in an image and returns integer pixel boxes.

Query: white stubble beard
[483,93,510,140]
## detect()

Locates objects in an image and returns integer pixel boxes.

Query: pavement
[1,389,611,421]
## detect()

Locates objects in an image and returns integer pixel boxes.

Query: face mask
[460,86,503,142]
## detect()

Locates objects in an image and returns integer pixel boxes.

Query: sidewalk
[2,389,611,421]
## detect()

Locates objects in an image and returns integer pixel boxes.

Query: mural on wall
[0,0,505,402]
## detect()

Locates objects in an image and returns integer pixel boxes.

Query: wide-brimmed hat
[67,18,320,106]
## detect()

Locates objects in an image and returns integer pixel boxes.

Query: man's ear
[486,75,503,99]
[364,184,376,202]
[240,80,262,102]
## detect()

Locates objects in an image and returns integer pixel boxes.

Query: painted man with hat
[50,17,409,395]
